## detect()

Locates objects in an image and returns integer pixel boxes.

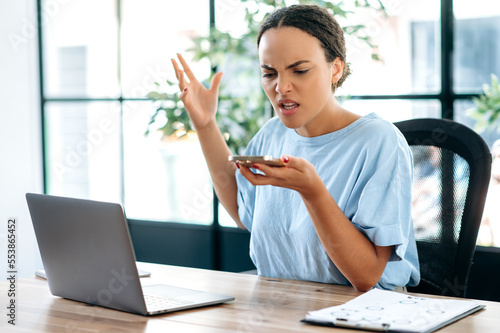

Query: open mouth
[281,102,299,110]
[278,100,300,116]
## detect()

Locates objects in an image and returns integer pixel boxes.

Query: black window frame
[36,0,500,300]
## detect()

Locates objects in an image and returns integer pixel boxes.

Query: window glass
[338,0,440,96]
[455,100,500,247]
[215,0,247,36]
[215,0,249,228]
[454,0,500,94]
[219,203,236,227]
[214,0,441,96]
[119,0,213,224]
[42,0,119,98]
[341,99,441,123]
[454,100,500,148]
[120,0,210,98]
[123,101,213,224]
[45,101,122,202]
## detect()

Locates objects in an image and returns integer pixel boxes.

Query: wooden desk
[1,262,499,332]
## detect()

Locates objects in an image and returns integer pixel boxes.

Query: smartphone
[228,155,284,167]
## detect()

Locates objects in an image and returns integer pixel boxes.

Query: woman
[171,4,420,291]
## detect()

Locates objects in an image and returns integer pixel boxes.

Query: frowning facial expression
[258,27,343,137]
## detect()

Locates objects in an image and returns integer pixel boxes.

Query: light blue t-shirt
[236,113,420,290]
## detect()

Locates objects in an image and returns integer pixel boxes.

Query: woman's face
[258,27,343,137]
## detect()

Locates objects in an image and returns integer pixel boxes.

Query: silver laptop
[26,193,234,316]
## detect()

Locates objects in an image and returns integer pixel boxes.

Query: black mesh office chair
[394,118,492,297]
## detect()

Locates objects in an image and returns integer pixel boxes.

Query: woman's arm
[300,175,393,291]
[238,156,393,291]
[171,54,244,229]
[195,121,244,229]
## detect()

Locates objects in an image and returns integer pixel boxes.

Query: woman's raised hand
[171,53,224,131]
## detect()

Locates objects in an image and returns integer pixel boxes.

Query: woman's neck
[295,98,361,137]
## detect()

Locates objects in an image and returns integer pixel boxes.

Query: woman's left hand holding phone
[238,155,322,199]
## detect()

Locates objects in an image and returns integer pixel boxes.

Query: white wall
[0,0,44,279]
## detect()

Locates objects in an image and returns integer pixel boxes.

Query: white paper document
[304,289,485,333]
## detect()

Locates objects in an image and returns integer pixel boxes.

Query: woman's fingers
[281,155,297,168]
[171,58,180,79]
[178,69,188,92]
[171,58,187,92]
[172,53,223,95]
[238,166,268,186]
[210,72,224,92]
[176,53,197,83]
[237,156,315,191]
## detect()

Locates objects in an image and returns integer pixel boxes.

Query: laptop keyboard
[144,294,194,312]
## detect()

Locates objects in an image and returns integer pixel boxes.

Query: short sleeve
[351,128,413,262]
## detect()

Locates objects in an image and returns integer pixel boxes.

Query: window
[41,0,213,224]
[453,0,500,247]
[454,1,500,94]
[39,0,500,248]
[339,0,441,97]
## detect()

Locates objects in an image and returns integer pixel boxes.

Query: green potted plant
[467,74,500,133]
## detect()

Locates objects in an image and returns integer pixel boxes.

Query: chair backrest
[394,118,491,297]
